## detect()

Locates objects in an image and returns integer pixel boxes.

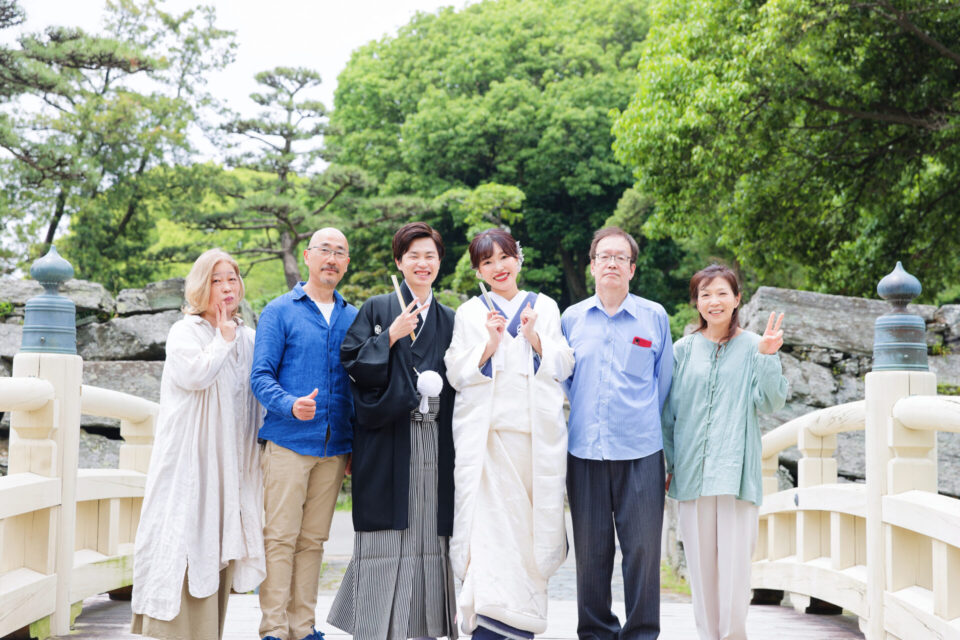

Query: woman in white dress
[131,249,266,640]
[444,228,574,640]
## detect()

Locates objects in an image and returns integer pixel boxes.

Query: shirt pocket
[623,343,655,382]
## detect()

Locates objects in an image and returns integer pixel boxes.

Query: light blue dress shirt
[561,293,673,461]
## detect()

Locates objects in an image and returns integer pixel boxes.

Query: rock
[0,323,22,358]
[78,310,181,360]
[83,360,164,403]
[77,429,121,470]
[929,354,960,386]
[835,375,865,405]
[0,277,115,316]
[742,286,936,356]
[0,358,9,378]
[779,352,835,406]
[117,278,185,315]
[935,305,960,342]
[937,433,960,497]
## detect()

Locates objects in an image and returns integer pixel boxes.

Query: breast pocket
[624,343,655,382]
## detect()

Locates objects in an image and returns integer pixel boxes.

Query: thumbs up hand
[292,388,319,421]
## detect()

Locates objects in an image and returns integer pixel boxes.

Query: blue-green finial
[20,245,77,354]
[876,261,922,313]
[29,245,74,296]
[872,261,927,371]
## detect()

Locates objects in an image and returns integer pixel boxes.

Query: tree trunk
[43,189,68,246]
[280,231,301,289]
[559,246,588,304]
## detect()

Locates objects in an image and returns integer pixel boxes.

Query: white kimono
[444,292,574,635]
[131,314,266,621]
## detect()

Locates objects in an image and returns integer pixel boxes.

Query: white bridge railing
[0,351,156,639]
[754,369,960,639]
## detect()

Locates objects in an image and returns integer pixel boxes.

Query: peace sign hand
[216,302,237,342]
[389,298,429,347]
[520,302,543,356]
[758,311,784,355]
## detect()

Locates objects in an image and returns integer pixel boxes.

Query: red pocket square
[632,336,652,347]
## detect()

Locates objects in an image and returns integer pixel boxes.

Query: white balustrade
[0,353,157,640]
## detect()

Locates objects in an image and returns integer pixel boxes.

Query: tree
[1,0,235,287]
[329,0,651,304]
[612,0,960,299]
[186,67,371,289]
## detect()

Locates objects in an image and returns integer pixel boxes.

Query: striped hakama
[328,396,458,640]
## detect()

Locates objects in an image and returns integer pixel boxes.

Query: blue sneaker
[299,628,326,640]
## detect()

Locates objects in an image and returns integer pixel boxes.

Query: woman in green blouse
[662,264,788,640]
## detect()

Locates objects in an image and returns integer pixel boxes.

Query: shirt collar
[293,282,345,306]
[588,292,638,319]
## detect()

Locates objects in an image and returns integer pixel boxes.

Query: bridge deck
[54,512,864,640]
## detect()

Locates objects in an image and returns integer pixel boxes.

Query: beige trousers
[259,441,347,640]
[131,562,234,640]
[678,495,759,640]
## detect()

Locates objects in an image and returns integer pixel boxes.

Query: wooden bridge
[2,274,960,639]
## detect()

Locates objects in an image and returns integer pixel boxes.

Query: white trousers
[677,495,759,640]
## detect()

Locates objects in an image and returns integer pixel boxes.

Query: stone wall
[0,277,256,474]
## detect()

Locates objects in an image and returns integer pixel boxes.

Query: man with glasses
[250,227,357,640]
[560,226,674,640]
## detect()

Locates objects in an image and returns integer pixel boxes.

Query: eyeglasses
[593,253,632,265]
[308,246,349,260]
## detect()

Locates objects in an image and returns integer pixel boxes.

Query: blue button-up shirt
[250,283,358,457]
[561,293,673,461]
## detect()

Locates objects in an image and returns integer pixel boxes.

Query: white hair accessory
[516,241,524,266]
[416,369,444,413]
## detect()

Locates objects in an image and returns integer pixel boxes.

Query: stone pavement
[56,511,864,640]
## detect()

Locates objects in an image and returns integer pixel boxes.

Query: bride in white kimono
[444,228,574,640]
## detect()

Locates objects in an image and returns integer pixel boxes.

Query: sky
[9,0,462,157]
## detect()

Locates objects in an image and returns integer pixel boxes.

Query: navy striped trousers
[566,451,665,640]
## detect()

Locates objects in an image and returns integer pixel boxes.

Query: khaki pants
[131,562,234,640]
[678,495,759,640]
[259,441,347,640]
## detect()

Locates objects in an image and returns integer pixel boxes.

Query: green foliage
[329,0,652,305]
[183,67,373,290]
[938,383,960,397]
[0,300,13,319]
[669,305,699,342]
[1,0,236,288]
[612,0,960,301]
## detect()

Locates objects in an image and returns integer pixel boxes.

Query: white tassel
[416,370,443,413]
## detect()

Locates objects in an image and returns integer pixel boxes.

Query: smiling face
[396,236,441,290]
[589,235,636,298]
[208,260,241,317]
[696,276,742,331]
[477,245,520,298]
[304,228,350,288]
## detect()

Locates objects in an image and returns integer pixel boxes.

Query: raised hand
[758,311,784,355]
[389,298,429,347]
[216,302,237,342]
[485,309,507,348]
[292,388,319,421]
[520,302,542,355]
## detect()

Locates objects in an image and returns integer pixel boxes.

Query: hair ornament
[516,241,524,266]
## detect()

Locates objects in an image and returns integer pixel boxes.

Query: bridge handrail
[0,356,157,639]
[0,377,55,412]
[761,400,866,460]
[892,394,960,433]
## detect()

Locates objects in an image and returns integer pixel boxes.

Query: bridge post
[8,247,83,637]
[864,262,934,640]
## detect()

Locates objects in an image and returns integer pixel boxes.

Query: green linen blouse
[662,330,788,506]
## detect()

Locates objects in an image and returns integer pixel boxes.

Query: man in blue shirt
[561,227,674,640]
[251,227,358,640]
